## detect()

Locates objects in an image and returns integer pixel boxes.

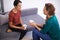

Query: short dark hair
[13,0,22,6]
[45,3,55,16]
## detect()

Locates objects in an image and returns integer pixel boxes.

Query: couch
[0,8,45,40]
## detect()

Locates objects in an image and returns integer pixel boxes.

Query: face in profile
[43,6,48,15]
[16,3,22,11]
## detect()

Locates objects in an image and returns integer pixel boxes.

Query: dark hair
[45,3,55,16]
[13,0,22,6]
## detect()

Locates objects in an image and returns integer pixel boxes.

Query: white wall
[21,0,39,9]
[3,0,14,12]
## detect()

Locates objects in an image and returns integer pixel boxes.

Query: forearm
[20,17,23,25]
[36,23,43,28]
[34,25,41,31]
[10,25,22,29]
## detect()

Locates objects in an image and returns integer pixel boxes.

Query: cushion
[21,8,38,16]
[0,13,9,25]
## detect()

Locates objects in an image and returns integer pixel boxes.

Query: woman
[7,0,27,40]
[29,3,60,40]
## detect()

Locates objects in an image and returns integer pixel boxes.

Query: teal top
[40,15,60,40]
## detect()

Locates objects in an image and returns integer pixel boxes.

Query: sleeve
[9,12,13,22]
[40,21,53,34]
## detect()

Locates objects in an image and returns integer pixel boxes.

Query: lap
[33,29,51,40]
[8,24,27,32]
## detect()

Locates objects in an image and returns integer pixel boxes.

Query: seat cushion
[0,14,9,25]
[0,32,20,40]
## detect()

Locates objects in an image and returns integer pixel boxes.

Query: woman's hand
[29,22,42,31]
[20,26,25,30]
[20,24,27,30]
[29,22,36,26]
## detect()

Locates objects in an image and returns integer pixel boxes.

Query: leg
[19,30,27,40]
[9,28,27,40]
[33,31,40,40]
[6,25,12,32]
[16,24,27,40]
[12,29,27,40]
[8,24,27,40]
[6,29,12,32]
[7,24,27,40]
[33,29,51,40]
[7,26,27,40]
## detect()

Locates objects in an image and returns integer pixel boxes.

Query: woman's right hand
[20,26,25,30]
[29,22,37,27]
[19,26,26,30]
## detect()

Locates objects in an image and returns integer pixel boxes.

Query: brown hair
[13,0,22,6]
[45,3,55,16]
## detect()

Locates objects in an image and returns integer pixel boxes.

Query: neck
[15,7,18,11]
[13,7,18,13]
[46,15,52,19]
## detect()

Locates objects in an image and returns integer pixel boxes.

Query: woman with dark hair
[29,3,60,40]
[7,0,27,40]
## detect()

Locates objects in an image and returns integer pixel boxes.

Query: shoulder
[9,9,15,15]
[51,15,58,23]
[9,10,14,17]
[48,15,59,25]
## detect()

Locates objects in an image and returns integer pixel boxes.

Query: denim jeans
[33,29,51,40]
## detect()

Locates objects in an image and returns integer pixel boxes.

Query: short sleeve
[9,11,13,22]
